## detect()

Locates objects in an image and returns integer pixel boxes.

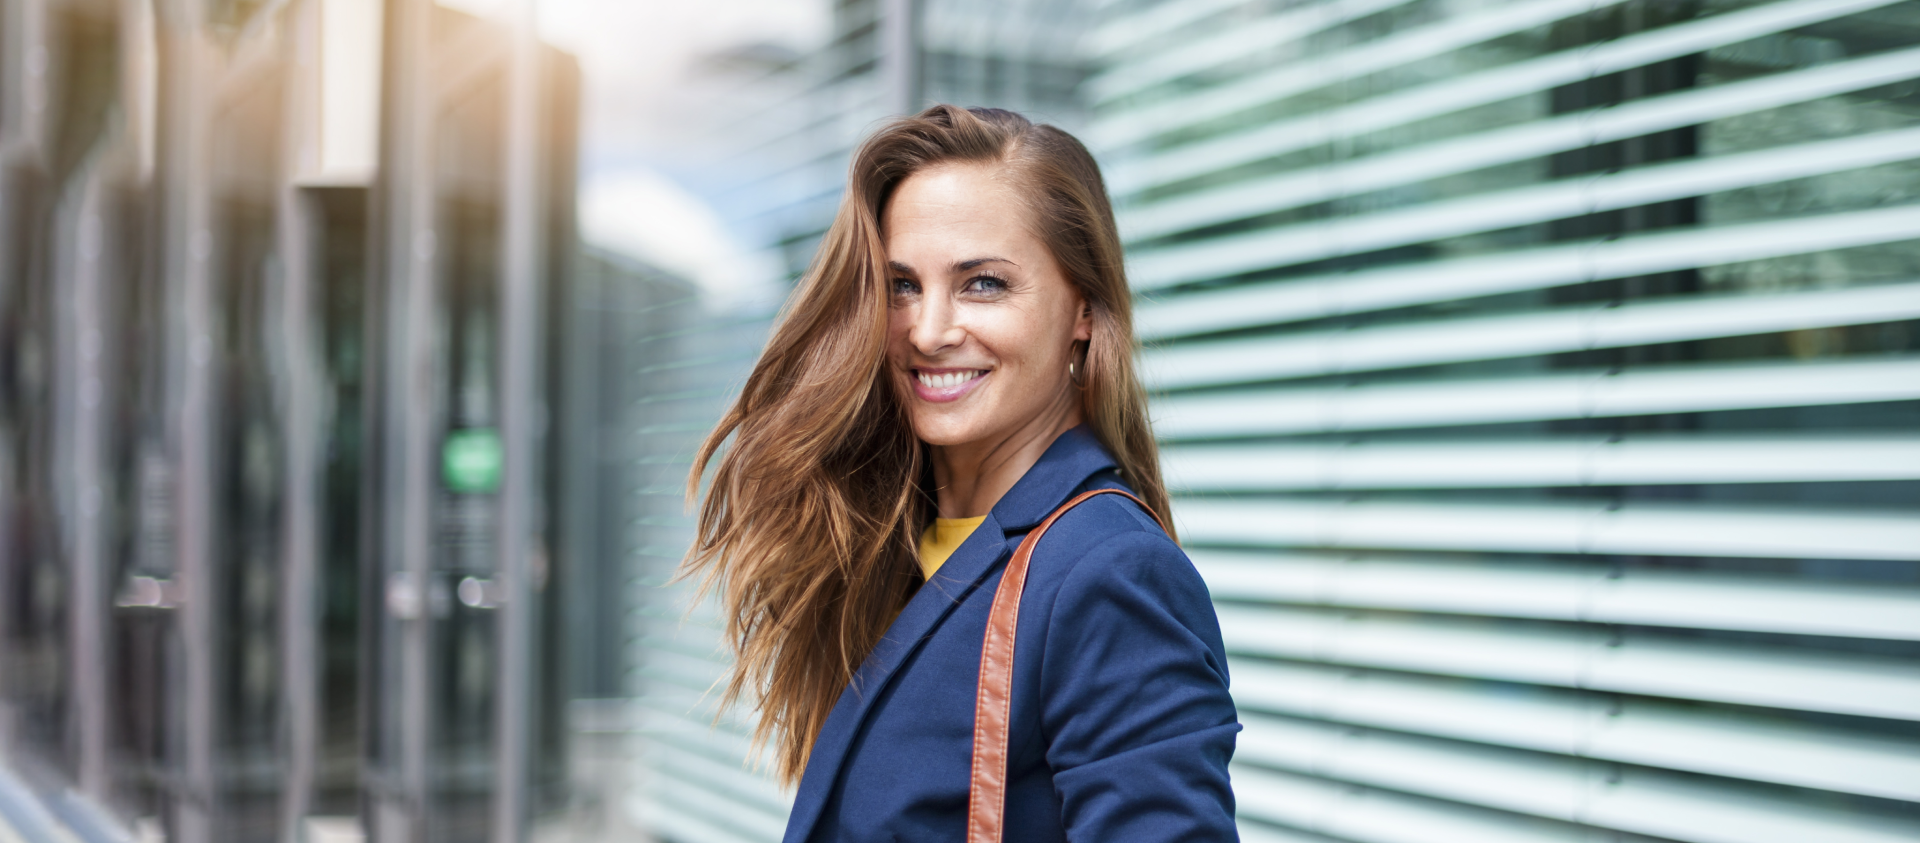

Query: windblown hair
[682,105,1173,785]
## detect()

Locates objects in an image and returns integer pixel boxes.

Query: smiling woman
[885,162,1093,519]
[682,106,1239,842]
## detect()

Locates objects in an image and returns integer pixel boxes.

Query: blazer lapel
[780,425,1120,842]
[782,513,1012,843]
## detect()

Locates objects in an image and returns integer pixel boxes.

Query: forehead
[882,163,1038,261]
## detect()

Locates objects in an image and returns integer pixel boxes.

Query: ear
[1072,296,1094,342]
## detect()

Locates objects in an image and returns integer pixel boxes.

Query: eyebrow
[888,257,1018,275]
[957,256,1017,271]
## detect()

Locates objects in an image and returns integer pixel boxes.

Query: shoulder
[1028,493,1211,609]
[1055,490,1170,542]
[1021,493,1234,707]
[1037,490,1179,562]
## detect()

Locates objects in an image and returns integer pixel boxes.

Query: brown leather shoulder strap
[967,488,1164,843]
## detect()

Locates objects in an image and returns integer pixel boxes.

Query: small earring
[1068,359,1078,380]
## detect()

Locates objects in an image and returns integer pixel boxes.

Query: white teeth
[917,370,981,390]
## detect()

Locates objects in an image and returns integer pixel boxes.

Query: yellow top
[918,515,988,579]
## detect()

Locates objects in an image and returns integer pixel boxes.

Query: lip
[910,367,990,403]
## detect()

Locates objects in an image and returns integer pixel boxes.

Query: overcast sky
[444,0,832,309]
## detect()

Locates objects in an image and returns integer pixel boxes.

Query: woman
[684,105,1239,842]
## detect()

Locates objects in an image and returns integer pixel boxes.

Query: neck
[930,387,1083,519]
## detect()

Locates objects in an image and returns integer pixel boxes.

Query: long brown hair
[682,105,1173,784]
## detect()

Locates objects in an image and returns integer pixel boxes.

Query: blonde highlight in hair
[682,105,1174,785]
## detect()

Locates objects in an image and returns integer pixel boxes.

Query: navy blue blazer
[783,426,1240,842]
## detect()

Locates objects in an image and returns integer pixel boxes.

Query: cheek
[978,309,1066,375]
[886,307,914,356]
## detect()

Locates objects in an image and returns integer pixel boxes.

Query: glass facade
[1097,0,1920,840]
[0,1,630,841]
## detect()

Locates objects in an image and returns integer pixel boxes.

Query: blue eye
[892,277,919,296]
[966,275,1008,294]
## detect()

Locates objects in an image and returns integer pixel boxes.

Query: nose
[908,292,964,357]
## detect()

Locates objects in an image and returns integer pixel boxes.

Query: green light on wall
[443,429,502,493]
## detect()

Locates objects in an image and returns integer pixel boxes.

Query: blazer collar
[986,424,1120,534]
[781,425,1117,842]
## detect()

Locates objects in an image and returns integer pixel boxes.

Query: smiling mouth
[915,369,986,389]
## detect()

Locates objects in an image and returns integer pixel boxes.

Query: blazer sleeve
[1038,528,1241,842]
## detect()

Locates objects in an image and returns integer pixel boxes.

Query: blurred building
[629,0,1920,842]
[0,0,659,841]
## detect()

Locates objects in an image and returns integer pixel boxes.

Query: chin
[908,412,986,448]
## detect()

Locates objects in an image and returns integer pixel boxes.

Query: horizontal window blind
[626,298,784,843]
[1145,281,1920,386]
[1100,0,1911,187]
[1164,435,1920,487]
[1097,1,1920,843]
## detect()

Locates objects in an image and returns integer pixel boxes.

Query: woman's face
[883,162,1092,450]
